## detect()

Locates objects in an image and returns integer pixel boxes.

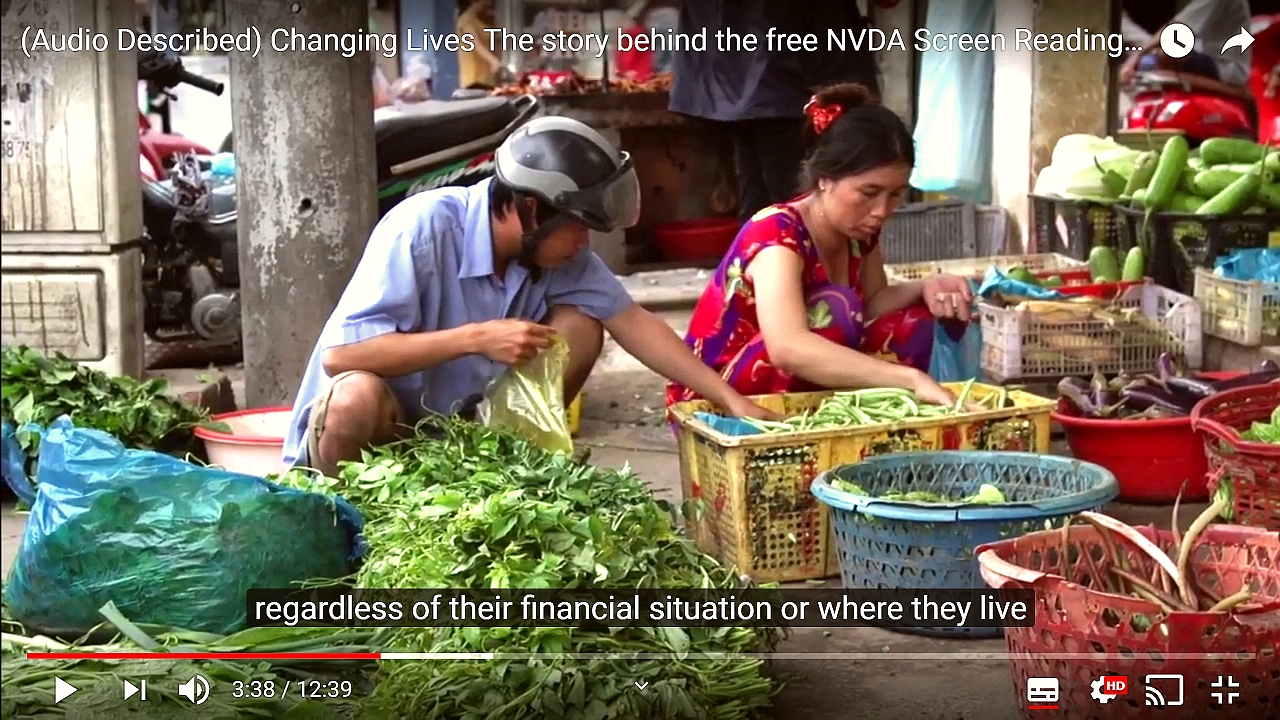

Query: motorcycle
[138,51,222,181]
[1122,70,1256,145]
[137,53,540,346]
[1121,15,1279,146]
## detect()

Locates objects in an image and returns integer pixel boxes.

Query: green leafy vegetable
[829,479,1007,505]
[1,346,211,482]
[275,417,783,719]
[1239,405,1280,444]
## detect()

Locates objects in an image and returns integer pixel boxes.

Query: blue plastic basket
[810,451,1118,639]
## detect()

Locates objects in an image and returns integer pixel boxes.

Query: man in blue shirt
[669,1,880,220]
[283,116,771,474]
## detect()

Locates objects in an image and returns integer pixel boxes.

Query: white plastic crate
[979,281,1203,382]
[885,253,1088,284]
[1193,268,1280,347]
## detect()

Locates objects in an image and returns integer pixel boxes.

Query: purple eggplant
[1120,385,1193,416]
[1210,369,1280,393]
[1156,352,1179,381]
[1090,372,1118,409]
[1165,375,1217,399]
[1058,376,1098,416]
[1261,360,1279,373]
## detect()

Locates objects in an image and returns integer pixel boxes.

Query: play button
[54,677,78,703]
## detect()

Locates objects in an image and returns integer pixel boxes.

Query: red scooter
[1121,15,1276,145]
[138,51,222,181]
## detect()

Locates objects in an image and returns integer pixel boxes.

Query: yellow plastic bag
[477,336,574,454]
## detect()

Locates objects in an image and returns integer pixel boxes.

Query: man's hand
[720,393,779,421]
[477,319,555,365]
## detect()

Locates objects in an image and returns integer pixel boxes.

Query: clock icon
[1159,23,1196,59]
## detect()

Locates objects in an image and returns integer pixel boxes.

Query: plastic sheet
[909,0,995,202]
[477,337,574,455]
[2,417,364,637]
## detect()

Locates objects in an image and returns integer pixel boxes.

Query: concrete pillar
[991,0,1114,251]
[0,0,145,378]
[227,0,379,407]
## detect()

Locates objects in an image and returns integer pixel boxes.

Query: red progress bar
[27,652,381,660]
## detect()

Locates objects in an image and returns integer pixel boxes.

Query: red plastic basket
[1190,382,1280,530]
[977,523,1280,720]
[1037,269,1144,300]
[1052,399,1209,504]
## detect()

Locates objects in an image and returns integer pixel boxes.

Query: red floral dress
[666,204,936,409]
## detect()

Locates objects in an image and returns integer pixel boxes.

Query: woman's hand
[721,394,780,421]
[921,274,974,322]
[908,370,959,408]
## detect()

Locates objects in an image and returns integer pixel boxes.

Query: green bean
[953,378,976,413]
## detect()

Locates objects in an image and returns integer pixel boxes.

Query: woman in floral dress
[667,83,973,412]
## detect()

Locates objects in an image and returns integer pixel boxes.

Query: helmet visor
[556,152,641,232]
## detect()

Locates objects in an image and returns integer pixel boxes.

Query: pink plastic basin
[194,407,292,477]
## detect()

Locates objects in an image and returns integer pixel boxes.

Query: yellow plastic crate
[669,382,1056,584]
[884,253,1087,284]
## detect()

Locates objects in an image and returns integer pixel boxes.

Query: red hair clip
[804,97,842,135]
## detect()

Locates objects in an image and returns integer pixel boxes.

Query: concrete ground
[0,288,1223,720]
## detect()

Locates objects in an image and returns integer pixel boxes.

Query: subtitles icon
[1026,677,1059,710]
[1144,674,1184,706]
[178,675,210,705]
[1091,675,1127,703]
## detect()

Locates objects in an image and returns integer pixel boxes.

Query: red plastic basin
[1050,372,1242,504]
[654,217,741,262]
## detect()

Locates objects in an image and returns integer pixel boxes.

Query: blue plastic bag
[1,420,34,504]
[1215,249,1280,283]
[976,266,1069,301]
[2,417,366,637]
[929,319,983,383]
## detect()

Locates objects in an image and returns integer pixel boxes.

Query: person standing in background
[457,0,503,89]
[669,1,880,222]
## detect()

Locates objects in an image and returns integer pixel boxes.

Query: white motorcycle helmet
[494,116,641,263]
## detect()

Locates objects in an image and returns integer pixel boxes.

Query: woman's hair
[798,83,914,191]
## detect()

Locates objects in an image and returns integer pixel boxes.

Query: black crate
[1029,195,1126,261]
[1113,206,1280,295]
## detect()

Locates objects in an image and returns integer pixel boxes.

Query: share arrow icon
[1222,27,1255,53]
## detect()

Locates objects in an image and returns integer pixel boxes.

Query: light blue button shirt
[282,178,633,465]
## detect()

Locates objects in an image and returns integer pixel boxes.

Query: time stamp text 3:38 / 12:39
[231,679,355,699]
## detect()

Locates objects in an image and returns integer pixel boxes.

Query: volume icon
[178,675,210,705]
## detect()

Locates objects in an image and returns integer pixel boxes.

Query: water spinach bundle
[0,346,211,482]
[278,418,784,720]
